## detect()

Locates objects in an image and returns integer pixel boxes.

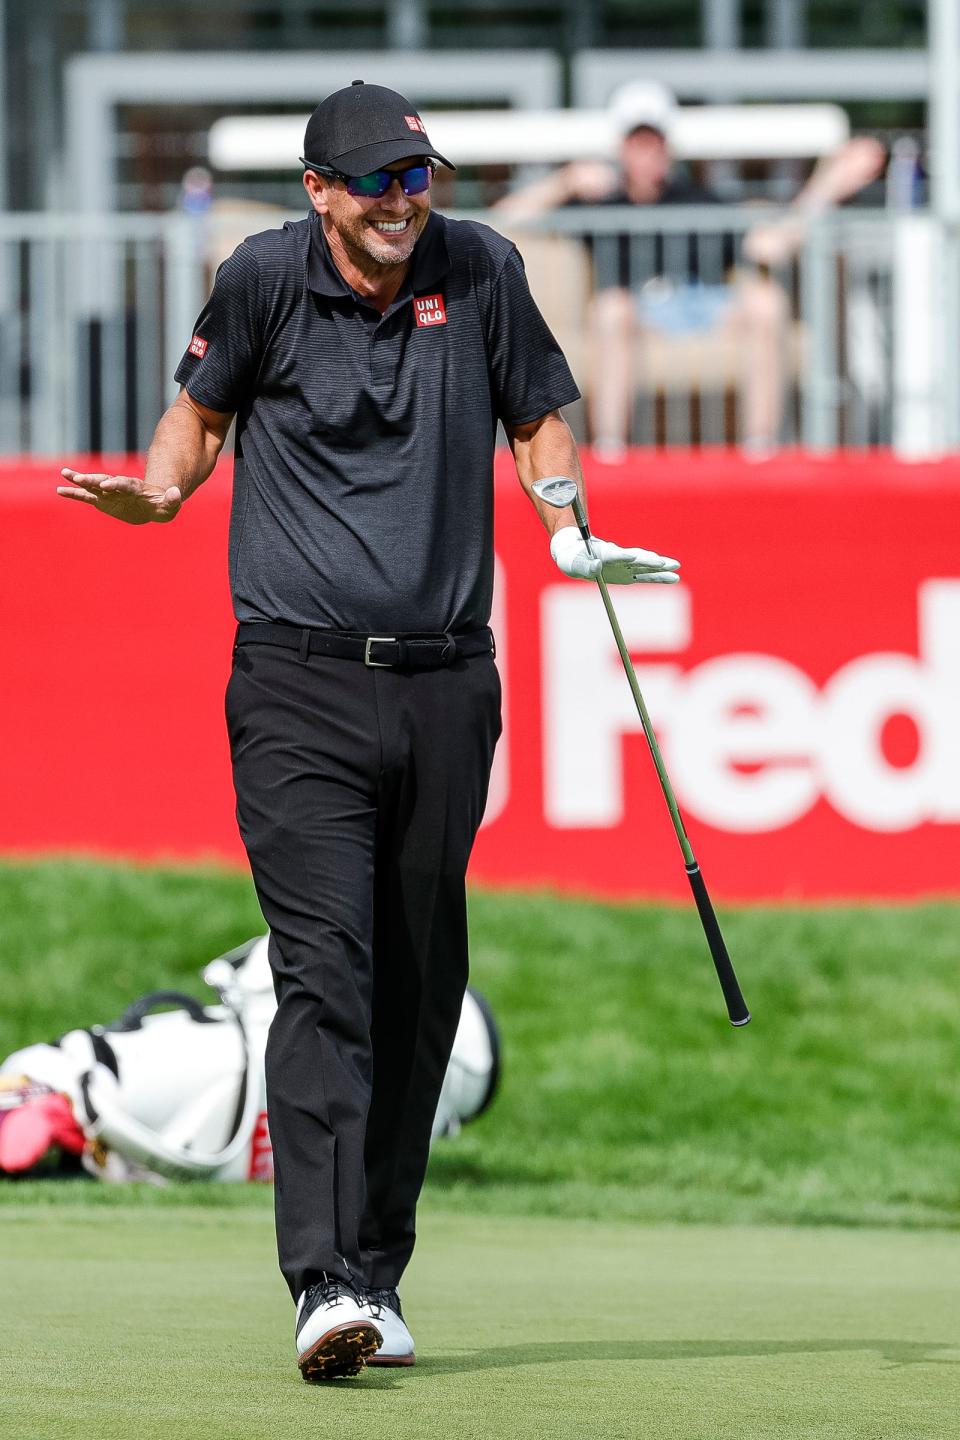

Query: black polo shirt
[174,209,580,632]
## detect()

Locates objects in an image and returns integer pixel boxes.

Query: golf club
[532,475,751,1027]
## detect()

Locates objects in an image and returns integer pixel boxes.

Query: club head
[532,477,579,510]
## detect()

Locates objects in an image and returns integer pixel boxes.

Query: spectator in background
[497,82,885,460]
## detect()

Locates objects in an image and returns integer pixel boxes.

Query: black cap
[302,80,455,176]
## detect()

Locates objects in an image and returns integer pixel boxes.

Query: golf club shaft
[593,570,694,865]
[573,498,751,1027]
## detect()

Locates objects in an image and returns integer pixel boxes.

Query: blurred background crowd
[1,1,959,460]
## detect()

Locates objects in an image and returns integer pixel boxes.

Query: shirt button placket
[370,319,397,389]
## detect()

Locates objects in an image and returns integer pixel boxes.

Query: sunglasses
[312,163,434,199]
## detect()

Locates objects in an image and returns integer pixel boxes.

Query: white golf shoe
[295,1277,382,1382]
[361,1287,416,1367]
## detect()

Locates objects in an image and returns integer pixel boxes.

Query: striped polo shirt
[175,209,580,633]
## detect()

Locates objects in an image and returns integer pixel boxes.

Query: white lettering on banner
[818,582,960,830]
[541,579,960,835]
[924,581,960,821]
[542,587,691,825]
[668,656,819,832]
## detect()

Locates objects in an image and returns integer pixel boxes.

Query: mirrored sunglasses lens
[346,166,433,198]
[348,171,391,197]
[400,166,432,195]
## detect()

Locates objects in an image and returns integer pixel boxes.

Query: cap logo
[405,114,426,133]
[188,334,208,358]
[414,294,447,328]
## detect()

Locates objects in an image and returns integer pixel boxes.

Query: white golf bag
[0,935,500,1182]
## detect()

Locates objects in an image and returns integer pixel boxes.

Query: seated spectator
[497,82,885,459]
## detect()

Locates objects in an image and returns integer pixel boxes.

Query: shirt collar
[306,209,450,301]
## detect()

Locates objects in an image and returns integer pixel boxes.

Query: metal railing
[0,214,205,456]
[0,207,954,457]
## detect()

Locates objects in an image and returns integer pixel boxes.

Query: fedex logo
[415,294,447,327]
[540,581,960,834]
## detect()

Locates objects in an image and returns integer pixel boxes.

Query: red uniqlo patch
[405,114,426,133]
[188,334,208,358]
[414,294,447,328]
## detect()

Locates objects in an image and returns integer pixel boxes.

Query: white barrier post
[892,215,944,461]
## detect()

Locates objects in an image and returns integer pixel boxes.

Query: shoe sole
[298,1321,383,1382]
[366,1351,416,1368]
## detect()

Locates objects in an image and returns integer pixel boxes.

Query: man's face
[619,127,672,203]
[307,157,432,268]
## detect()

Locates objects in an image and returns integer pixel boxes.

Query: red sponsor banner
[2,451,958,900]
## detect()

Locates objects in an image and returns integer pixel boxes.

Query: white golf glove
[550,526,680,585]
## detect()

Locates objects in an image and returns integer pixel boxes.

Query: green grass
[2,860,959,1437]
[1,858,959,1228]
[1,1205,958,1440]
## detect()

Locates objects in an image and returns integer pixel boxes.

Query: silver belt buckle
[364,635,397,668]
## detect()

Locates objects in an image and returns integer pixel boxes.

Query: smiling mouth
[371,219,412,234]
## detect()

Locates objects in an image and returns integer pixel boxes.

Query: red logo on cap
[415,294,447,328]
[188,334,208,358]
[405,114,426,133]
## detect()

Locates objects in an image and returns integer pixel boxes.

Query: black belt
[235,622,494,671]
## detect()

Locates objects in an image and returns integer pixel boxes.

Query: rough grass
[1,858,959,1228]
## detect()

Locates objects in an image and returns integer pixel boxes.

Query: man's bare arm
[493,161,618,219]
[57,389,234,525]
[508,410,681,584]
[505,410,586,535]
[742,136,886,269]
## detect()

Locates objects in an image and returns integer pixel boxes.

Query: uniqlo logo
[414,294,447,327]
[405,114,426,133]
[188,334,208,358]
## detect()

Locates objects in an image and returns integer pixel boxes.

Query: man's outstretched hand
[550,526,680,584]
[57,469,182,525]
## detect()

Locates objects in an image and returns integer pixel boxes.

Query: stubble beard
[348,208,429,269]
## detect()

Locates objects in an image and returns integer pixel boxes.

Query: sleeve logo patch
[414,294,447,327]
[188,334,208,358]
[405,114,426,133]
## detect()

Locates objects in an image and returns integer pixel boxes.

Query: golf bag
[0,935,500,1182]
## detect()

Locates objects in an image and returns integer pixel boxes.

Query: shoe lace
[305,1275,353,1312]
[364,1286,401,1320]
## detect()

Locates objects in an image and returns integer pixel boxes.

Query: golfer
[57,81,679,1381]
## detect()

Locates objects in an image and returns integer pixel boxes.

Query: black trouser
[225,638,501,1300]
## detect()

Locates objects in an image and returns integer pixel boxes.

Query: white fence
[0,208,956,456]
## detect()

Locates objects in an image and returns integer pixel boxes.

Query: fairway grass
[2,859,960,1229]
[0,1205,957,1440]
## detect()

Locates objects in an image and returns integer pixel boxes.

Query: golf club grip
[685,863,751,1027]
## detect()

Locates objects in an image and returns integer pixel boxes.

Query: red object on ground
[2,450,959,900]
[0,1093,86,1172]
